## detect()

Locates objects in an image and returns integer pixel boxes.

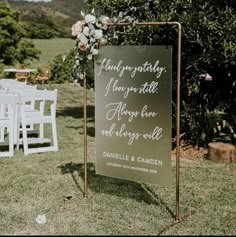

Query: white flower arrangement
[71,9,109,81]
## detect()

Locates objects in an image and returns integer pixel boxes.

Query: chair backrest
[35,66,51,82]
[0,94,17,105]
[0,89,7,94]
[18,89,57,115]
[5,84,37,93]
[19,89,57,103]
[0,94,17,118]
[15,72,29,77]
[38,66,51,76]
[0,79,25,89]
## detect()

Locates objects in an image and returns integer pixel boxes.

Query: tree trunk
[207,142,235,163]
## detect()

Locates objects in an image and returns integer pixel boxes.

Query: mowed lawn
[28,38,75,68]
[0,84,235,235]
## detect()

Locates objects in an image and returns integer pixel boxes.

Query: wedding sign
[95,46,172,186]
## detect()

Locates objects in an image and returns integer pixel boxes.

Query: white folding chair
[7,85,38,144]
[0,79,26,89]
[17,89,58,155]
[0,94,17,157]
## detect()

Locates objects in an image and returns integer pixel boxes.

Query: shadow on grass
[58,162,175,218]
[65,126,95,137]
[56,105,95,121]
[57,105,95,137]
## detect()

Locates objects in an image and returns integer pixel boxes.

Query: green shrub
[175,99,236,147]
[49,49,94,87]
[49,50,75,84]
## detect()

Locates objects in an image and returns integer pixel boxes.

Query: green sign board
[95,46,172,186]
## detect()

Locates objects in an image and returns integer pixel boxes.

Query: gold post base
[83,193,88,199]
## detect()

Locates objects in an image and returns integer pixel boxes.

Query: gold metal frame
[83,21,182,221]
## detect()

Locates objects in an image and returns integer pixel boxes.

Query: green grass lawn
[0,84,235,235]
[28,38,75,68]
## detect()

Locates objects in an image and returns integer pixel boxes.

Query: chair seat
[32,66,51,83]
[24,115,54,124]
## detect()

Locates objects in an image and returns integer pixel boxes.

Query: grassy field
[28,38,75,68]
[0,84,235,235]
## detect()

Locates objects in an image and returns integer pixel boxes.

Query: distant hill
[8,0,89,38]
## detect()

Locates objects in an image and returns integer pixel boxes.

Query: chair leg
[9,122,14,157]
[21,120,29,156]
[39,123,44,139]
[0,105,4,142]
[51,117,58,151]
[0,128,4,142]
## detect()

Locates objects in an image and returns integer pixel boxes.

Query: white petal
[36,214,46,225]
[92,49,98,55]
[87,54,93,60]
[79,33,88,44]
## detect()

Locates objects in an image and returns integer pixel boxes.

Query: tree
[84,0,236,146]
[86,0,235,89]
[0,0,40,65]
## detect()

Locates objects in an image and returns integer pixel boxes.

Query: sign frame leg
[83,70,88,199]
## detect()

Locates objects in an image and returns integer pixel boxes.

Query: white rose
[91,48,98,55]
[79,73,84,79]
[78,32,88,44]
[88,23,95,31]
[87,54,93,60]
[83,26,90,36]
[102,25,108,30]
[89,29,95,37]
[85,14,96,24]
[71,21,84,36]
[90,46,98,55]
[101,16,109,25]
[90,37,96,43]
[94,29,103,40]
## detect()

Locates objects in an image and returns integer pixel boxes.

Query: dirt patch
[172,143,208,160]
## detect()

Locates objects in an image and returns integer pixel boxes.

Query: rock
[207,142,235,163]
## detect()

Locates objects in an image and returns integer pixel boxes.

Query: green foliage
[178,99,236,147]
[16,38,40,63]
[21,11,69,39]
[8,0,88,38]
[49,50,75,84]
[86,0,236,78]
[49,47,95,88]
[0,1,40,65]
[24,23,63,39]
[73,59,95,89]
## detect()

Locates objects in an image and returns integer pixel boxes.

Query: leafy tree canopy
[86,0,236,82]
[84,0,236,146]
[0,0,40,65]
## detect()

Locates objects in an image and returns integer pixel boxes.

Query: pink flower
[71,21,85,37]
[78,42,89,51]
